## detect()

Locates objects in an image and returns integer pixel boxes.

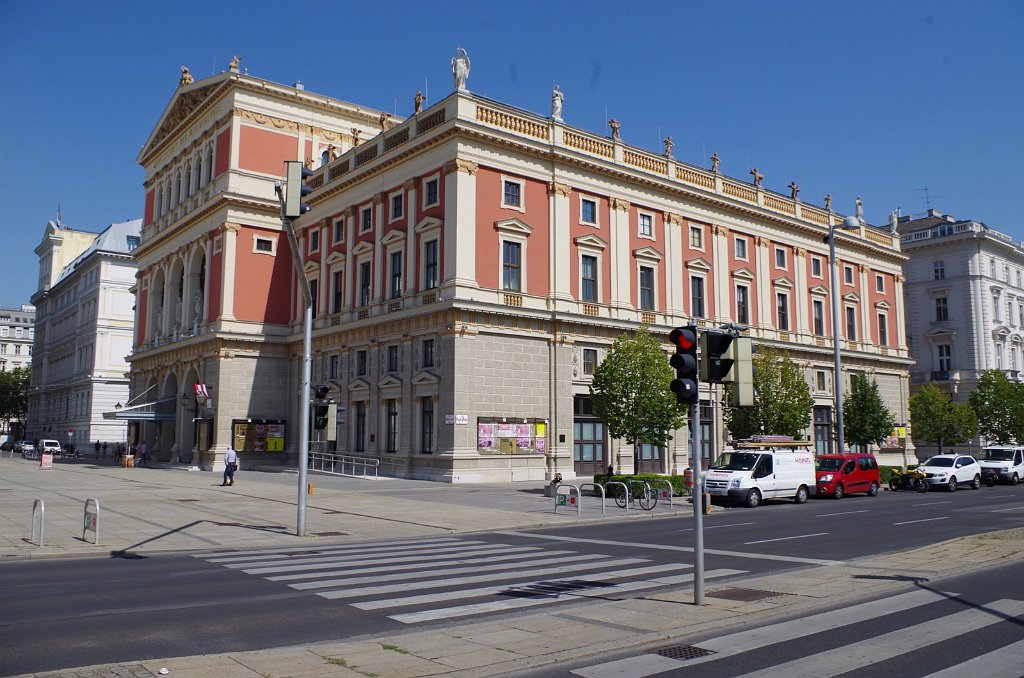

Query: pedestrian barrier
[577,482,607,514]
[648,478,675,508]
[603,481,630,512]
[31,498,44,546]
[553,484,581,515]
[309,451,379,478]
[82,498,99,544]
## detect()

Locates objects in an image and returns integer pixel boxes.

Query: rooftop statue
[179,66,194,86]
[414,90,425,114]
[855,196,865,224]
[551,85,563,121]
[452,48,471,91]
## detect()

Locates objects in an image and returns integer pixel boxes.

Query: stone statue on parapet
[889,209,900,233]
[789,181,800,200]
[855,196,865,224]
[452,48,471,90]
[663,136,673,157]
[750,167,763,187]
[414,91,425,114]
[229,55,240,72]
[551,85,563,121]
[608,118,621,140]
[710,153,720,173]
[179,66,194,86]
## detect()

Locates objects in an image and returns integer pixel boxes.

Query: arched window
[184,164,192,198]
[193,157,201,193]
[205,146,214,184]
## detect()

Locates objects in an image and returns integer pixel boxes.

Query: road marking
[241,544,543,575]
[892,517,948,526]
[913,500,952,506]
[196,536,467,560]
[735,599,1024,678]
[991,506,1024,513]
[924,638,1024,677]
[226,541,499,569]
[497,531,844,566]
[678,522,756,532]
[815,509,869,517]
[572,653,685,677]
[389,569,745,624]
[744,532,828,545]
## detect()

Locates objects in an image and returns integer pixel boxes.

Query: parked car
[815,453,881,499]
[918,454,982,491]
[977,446,1024,486]
[38,440,62,457]
[17,442,38,459]
[0,441,13,452]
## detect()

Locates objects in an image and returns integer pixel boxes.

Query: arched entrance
[158,373,178,462]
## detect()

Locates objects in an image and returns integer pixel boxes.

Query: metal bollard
[31,499,45,546]
[83,498,100,544]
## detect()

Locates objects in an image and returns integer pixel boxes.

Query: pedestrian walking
[222,448,238,486]
[94,441,101,459]
[102,442,108,460]
[138,440,148,466]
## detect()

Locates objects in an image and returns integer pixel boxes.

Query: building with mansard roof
[127,56,912,480]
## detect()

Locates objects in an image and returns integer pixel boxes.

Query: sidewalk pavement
[4,454,1024,678]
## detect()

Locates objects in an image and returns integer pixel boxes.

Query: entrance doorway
[573,396,607,477]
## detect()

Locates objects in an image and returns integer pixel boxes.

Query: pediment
[494,218,533,236]
[809,284,829,297]
[874,300,891,310]
[772,275,794,289]
[732,267,755,281]
[925,327,956,339]
[993,325,1012,338]
[381,229,405,246]
[574,233,607,250]
[632,245,663,262]
[303,259,320,275]
[377,375,403,389]
[138,77,229,164]
[324,251,345,267]
[685,257,712,272]
[351,240,374,256]
[843,292,860,303]
[348,377,370,391]
[415,216,442,234]
[412,370,440,386]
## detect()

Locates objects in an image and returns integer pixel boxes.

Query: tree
[968,369,1024,444]
[723,346,813,440]
[909,384,977,455]
[0,366,30,435]
[590,326,687,448]
[843,373,897,449]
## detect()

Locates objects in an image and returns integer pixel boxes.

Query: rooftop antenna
[916,187,940,211]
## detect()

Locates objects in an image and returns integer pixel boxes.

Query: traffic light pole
[690,390,705,605]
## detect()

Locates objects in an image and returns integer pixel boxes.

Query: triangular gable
[874,299,891,310]
[324,251,345,267]
[993,325,1012,338]
[412,371,440,386]
[732,267,755,281]
[351,240,374,256]
[633,245,663,262]
[925,327,956,339]
[574,233,607,250]
[809,284,829,297]
[843,292,860,303]
[138,77,230,164]
[415,216,442,234]
[685,257,711,272]
[303,259,320,275]
[381,229,406,247]
[772,276,794,289]
[377,375,402,389]
[494,218,533,236]
[348,377,370,391]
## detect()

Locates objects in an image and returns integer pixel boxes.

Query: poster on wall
[476,419,547,455]
[232,419,286,452]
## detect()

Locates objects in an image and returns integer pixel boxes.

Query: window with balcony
[639,266,655,311]
[691,276,705,318]
[776,292,789,330]
[877,312,888,346]
[736,285,750,325]
[359,261,371,306]
[423,239,439,290]
[581,255,598,302]
[332,270,343,313]
[813,299,825,336]
[390,251,403,299]
[503,241,522,292]
[937,343,952,371]
[845,305,857,341]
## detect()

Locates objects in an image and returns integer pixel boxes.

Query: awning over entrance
[102,397,178,422]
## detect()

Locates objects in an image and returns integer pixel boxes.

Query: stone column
[755,237,771,329]
[664,212,684,316]
[442,159,479,291]
[220,223,239,321]
[372,195,385,304]
[793,247,808,334]
[609,198,631,311]
[711,224,730,323]
[403,179,418,296]
[548,182,572,303]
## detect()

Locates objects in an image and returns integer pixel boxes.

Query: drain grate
[655,644,716,660]
[313,531,346,537]
[707,587,783,602]
[176,498,201,502]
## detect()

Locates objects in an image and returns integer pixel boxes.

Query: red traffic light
[669,326,697,350]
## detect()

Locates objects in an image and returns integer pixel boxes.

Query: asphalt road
[1,484,1022,676]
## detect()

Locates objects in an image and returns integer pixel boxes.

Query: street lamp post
[828,214,862,455]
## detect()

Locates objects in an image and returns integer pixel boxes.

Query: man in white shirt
[222,448,238,486]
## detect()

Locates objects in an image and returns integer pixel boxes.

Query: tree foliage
[0,366,30,428]
[968,369,1024,444]
[589,326,687,446]
[843,373,897,448]
[909,384,977,454]
[723,346,813,439]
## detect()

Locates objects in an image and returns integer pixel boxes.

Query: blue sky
[1,1,1021,308]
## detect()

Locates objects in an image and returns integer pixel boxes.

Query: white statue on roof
[452,48,470,91]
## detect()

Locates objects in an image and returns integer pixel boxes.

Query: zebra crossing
[571,588,1024,677]
[193,536,744,625]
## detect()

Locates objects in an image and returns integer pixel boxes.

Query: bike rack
[577,482,607,514]
[648,478,674,508]
[31,498,44,546]
[82,498,100,544]
[552,484,581,515]
[604,481,630,512]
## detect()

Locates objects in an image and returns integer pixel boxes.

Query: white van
[977,446,1024,485]
[704,442,816,508]
[39,439,62,457]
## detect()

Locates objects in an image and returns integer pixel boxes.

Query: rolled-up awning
[102,397,178,422]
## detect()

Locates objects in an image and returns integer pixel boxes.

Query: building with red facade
[127,58,911,481]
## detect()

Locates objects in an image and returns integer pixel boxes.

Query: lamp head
[841,215,860,230]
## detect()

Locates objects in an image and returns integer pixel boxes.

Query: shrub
[593,472,687,496]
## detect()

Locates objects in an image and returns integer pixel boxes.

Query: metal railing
[552,484,581,515]
[309,451,379,478]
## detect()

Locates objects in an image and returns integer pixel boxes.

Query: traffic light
[313,404,329,430]
[325,403,337,442]
[313,384,330,400]
[732,337,754,407]
[669,325,699,405]
[285,160,315,218]
[700,331,736,383]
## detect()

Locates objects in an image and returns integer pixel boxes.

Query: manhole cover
[655,644,716,660]
[707,587,783,602]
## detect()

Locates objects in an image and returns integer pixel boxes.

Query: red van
[815,453,881,499]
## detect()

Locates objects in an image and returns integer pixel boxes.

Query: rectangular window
[391,193,403,219]
[581,198,597,224]
[308,230,320,253]
[583,348,597,375]
[581,255,598,302]
[390,251,403,299]
[126,236,140,251]
[502,241,521,291]
[688,225,702,248]
[386,400,398,453]
[255,237,274,253]
[811,256,823,278]
[356,350,367,376]
[938,344,952,371]
[503,180,522,208]
[639,266,655,310]
[359,261,371,306]
[639,213,653,238]
[424,240,438,290]
[422,338,435,367]
[775,247,787,269]
[309,278,319,317]
[844,265,854,285]
[776,292,789,330]
[815,370,827,392]
[735,237,748,260]
[421,397,435,453]
[935,296,949,321]
[332,271,343,314]
[736,285,749,325]
[934,260,945,280]
[333,219,345,244]
[360,207,373,233]
[355,402,366,452]
[329,354,339,379]
[877,313,888,346]
[813,299,825,335]
[875,274,885,293]
[690,277,705,318]
[387,345,399,372]
[424,178,439,206]
[845,306,857,340]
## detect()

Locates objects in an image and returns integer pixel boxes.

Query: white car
[919,454,982,491]
[977,446,1024,485]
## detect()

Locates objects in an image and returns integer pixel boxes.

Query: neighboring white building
[900,209,1024,455]
[28,219,142,448]
[0,304,35,373]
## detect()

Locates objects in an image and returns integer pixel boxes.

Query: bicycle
[612,479,658,511]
